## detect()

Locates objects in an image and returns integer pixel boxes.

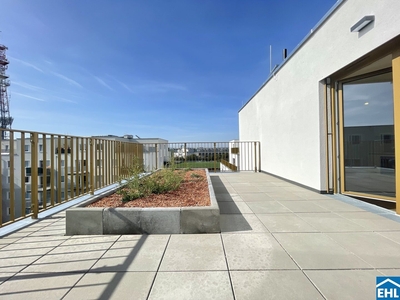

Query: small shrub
[117,158,184,202]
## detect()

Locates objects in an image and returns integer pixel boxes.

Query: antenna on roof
[269,45,272,73]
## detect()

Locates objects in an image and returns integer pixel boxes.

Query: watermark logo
[377,277,400,299]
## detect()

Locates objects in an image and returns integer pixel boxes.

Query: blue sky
[1,0,337,142]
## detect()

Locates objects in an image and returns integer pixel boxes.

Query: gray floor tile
[64,272,156,300]
[222,233,298,270]
[296,192,332,200]
[231,270,323,300]
[218,202,253,214]
[216,193,244,202]
[91,235,169,272]
[220,214,268,233]
[239,193,273,202]
[337,212,400,231]
[253,187,286,194]
[279,201,330,213]
[257,214,318,233]
[149,271,233,300]
[274,232,371,269]
[265,193,304,200]
[326,232,400,268]
[0,272,83,300]
[305,270,381,300]
[378,269,400,276]
[0,237,22,249]
[0,255,43,273]
[246,201,291,214]
[315,200,366,212]
[21,250,107,273]
[234,186,262,193]
[2,236,67,251]
[160,234,226,271]
[0,272,15,284]
[377,231,400,244]
[296,212,368,232]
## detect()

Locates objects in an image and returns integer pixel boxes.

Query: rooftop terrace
[1,172,400,299]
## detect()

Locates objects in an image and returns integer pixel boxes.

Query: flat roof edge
[238,0,346,113]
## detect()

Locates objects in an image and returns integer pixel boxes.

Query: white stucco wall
[239,0,400,190]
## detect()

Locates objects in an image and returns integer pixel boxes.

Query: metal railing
[0,129,143,227]
[1,129,260,227]
[139,141,260,173]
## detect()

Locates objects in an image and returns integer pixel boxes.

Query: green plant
[190,172,202,179]
[117,158,184,202]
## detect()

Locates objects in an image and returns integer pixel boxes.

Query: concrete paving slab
[0,256,45,273]
[218,202,253,214]
[91,235,169,272]
[246,201,291,214]
[326,232,400,268]
[160,234,226,271]
[220,214,268,233]
[265,193,305,200]
[279,201,330,213]
[296,212,368,232]
[0,237,22,249]
[49,236,118,254]
[222,233,298,270]
[64,272,156,300]
[215,193,244,202]
[257,214,318,233]
[148,271,233,300]
[238,193,273,202]
[231,270,323,300]
[296,192,332,200]
[378,269,400,276]
[274,232,372,269]
[0,272,83,300]
[305,270,381,300]
[336,212,400,231]
[234,186,263,193]
[21,250,107,273]
[376,231,400,244]
[0,272,15,284]
[314,200,367,212]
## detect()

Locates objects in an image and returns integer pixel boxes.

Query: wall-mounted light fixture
[351,15,375,32]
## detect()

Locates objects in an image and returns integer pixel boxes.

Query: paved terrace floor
[1,172,400,299]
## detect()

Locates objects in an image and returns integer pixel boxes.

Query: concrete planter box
[66,169,220,235]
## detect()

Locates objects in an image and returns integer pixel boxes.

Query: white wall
[239,0,400,190]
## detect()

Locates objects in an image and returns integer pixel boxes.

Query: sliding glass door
[341,71,395,198]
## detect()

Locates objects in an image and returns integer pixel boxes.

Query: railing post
[155,143,158,170]
[184,143,187,168]
[254,142,257,172]
[90,137,95,195]
[258,142,261,172]
[31,132,39,219]
[214,142,216,172]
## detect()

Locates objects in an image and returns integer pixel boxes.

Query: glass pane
[343,72,395,197]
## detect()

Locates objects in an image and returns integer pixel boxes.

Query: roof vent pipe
[283,48,287,60]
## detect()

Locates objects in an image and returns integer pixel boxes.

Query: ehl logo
[376,277,400,299]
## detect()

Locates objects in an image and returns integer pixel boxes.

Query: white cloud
[51,71,83,88]
[9,56,44,73]
[13,92,46,102]
[94,76,114,91]
[13,81,45,91]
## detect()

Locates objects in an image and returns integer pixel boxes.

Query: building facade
[239,0,400,210]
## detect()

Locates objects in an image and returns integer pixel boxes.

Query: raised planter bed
[66,169,220,235]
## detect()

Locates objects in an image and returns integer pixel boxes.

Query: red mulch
[87,169,210,208]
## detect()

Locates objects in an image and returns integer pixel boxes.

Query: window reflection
[343,71,395,197]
